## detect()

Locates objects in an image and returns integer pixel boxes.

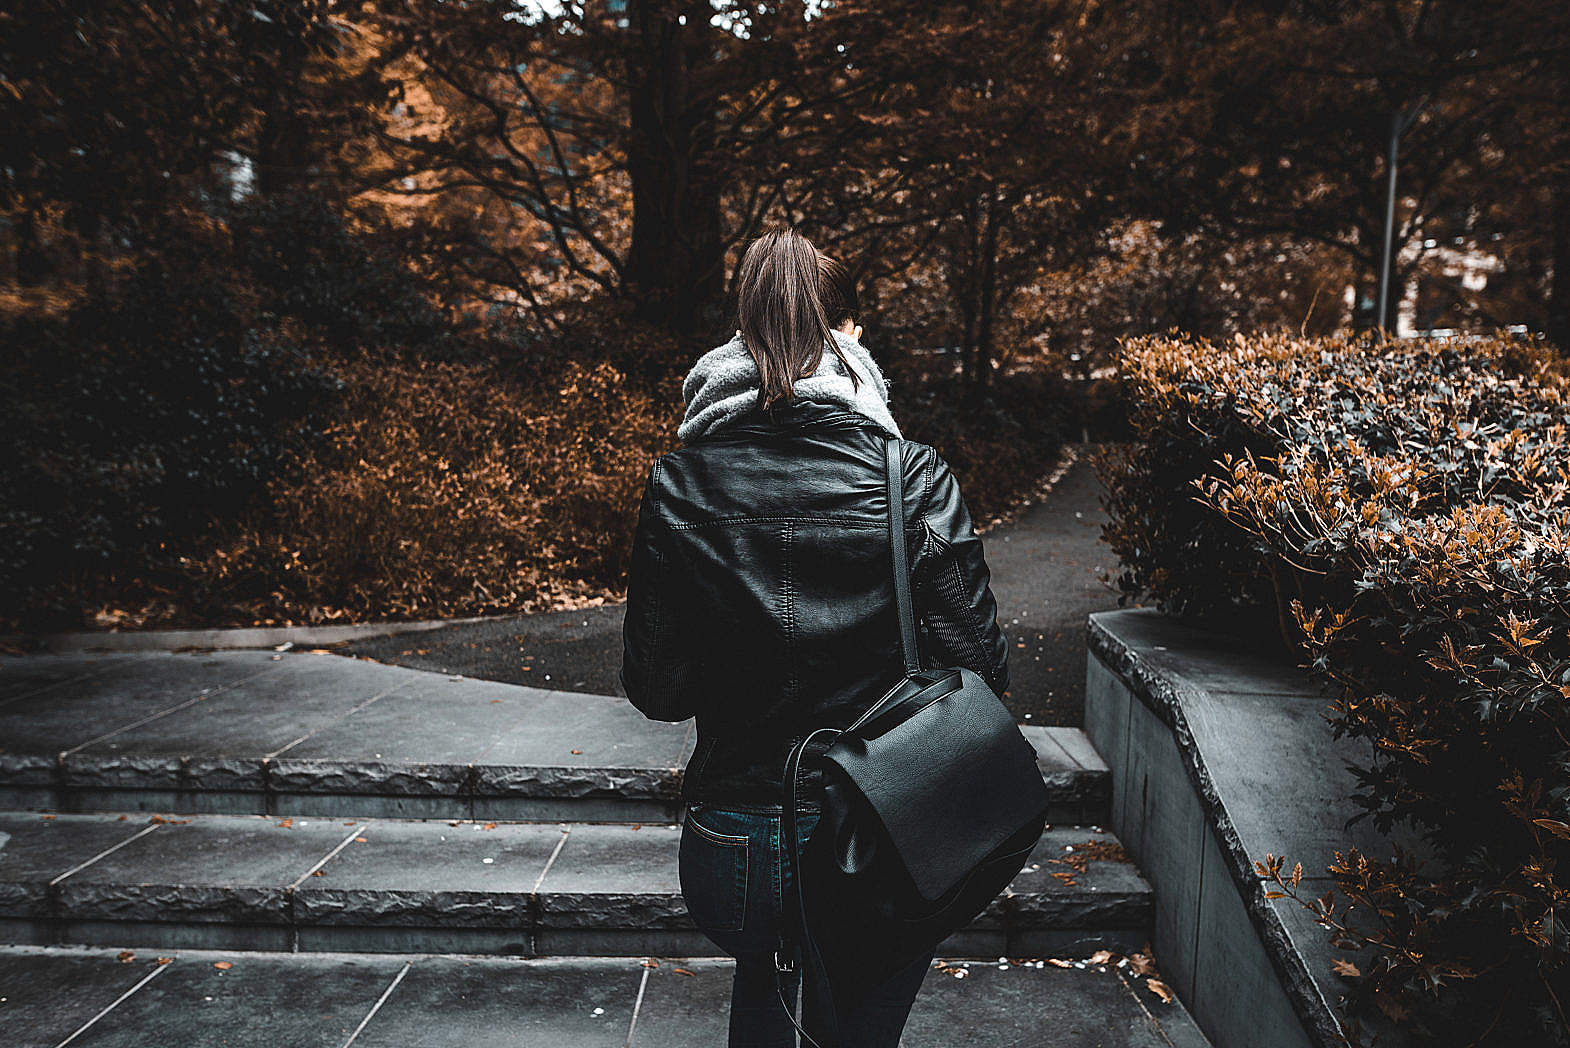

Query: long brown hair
[735,228,860,411]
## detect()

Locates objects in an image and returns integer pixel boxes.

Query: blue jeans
[678,802,934,1048]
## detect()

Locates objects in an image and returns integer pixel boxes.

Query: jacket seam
[667,515,884,531]
[782,520,797,703]
[916,445,937,527]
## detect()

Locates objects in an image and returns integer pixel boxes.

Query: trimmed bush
[1096,331,1570,1046]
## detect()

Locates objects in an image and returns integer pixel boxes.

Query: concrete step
[0,945,1212,1048]
[0,650,1109,824]
[0,811,1149,959]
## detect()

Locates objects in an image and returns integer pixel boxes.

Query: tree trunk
[1550,176,1570,353]
[624,0,727,340]
[254,15,312,198]
[974,192,1002,388]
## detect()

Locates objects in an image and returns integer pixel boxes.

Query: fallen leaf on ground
[672,968,695,977]
[156,957,173,965]
[276,818,293,829]
[312,869,326,877]
[1332,959,1361,978]
[1146,979,1174,1003]
[1127,953,1155,976]
[355,837,368,843]
[641,960,660,968]
[117,951,135,963]
[570,749,583,755]
[1088,949,1115,965]
[40,814,56,820]
[214,961,233,971]
[483,822,498,830]
[1047,958,1073,968]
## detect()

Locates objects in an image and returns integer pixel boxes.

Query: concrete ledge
[1084,608,1413,1048]
[2,615,509,653]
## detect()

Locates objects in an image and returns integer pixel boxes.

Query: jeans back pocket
[678,807,751,935]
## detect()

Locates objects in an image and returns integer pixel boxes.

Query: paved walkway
[344,444,1119,726]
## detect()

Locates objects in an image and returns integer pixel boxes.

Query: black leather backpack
[776,436,1051,1046]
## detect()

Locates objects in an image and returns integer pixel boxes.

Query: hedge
[1096,331,1570,1046]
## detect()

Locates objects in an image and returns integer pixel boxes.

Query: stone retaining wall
[1084,608,1412,1048]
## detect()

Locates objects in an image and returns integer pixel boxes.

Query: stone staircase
[0,649,1209,1046]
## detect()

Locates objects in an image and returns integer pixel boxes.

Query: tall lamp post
[1376,100,1427,336]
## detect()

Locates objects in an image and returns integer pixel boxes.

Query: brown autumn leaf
[1047,958,1073,968]
[1127,953,1156,976]
[1532,818,1570,839]
[1088,949,1115,965]
[276,818,293,829]
[117,950,135,963]
[40,814,56,820]
[156,957,173,965]
[1146,978,1175,1003]
[483,822,498,830]
[1332,959,1362,978]
[640,959,660,968]
[672,967,696,977]
[570,749,583,755]
[355,836,368,843]
[312,869,326,876]
[214,961,233,970]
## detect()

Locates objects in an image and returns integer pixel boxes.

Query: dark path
[343,443,1123,726]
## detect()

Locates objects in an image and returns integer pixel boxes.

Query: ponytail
[735,228,860,411]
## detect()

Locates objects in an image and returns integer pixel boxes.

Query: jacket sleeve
[910,449,1011,698]
[619,461,699,722]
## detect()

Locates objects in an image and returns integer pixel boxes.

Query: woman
[621,228,1009,1047]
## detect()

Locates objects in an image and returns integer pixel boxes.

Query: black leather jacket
[619,395,1010,807]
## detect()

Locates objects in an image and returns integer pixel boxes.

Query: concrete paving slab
[295,819,564,928]
[477,690,688,793]
[630,956,1214,1048]
[55,814,360,925]
[1044,724,1110,771]
[0,810,1154,957]
[0,655,283,791]
[65,950,405,1048]
[1022,726,1112,823]
[265,677,539,812]
[535,823,686,930]
[0,654,137,706]
[351,955,642,1048]
[901,958,1209,1048]
[277,672,549,762]
[0,813,150,917]
[64,655,413,797]
[0,946,166,1048]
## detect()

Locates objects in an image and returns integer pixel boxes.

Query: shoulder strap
[884,437,920,675]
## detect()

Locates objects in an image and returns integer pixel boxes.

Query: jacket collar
[683,396,885,445]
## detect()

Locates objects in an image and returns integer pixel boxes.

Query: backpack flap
[821,666,1051,903]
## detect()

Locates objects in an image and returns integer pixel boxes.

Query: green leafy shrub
[1096,331,1570,1046]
